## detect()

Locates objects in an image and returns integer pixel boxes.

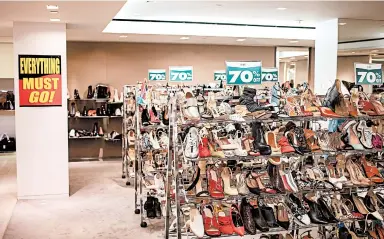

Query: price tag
[355,63,382,85]
[169,66,193,82]
[226,61,262,85]
[214,70,226,81]
[148,69,166,81]
[262,67,278,82]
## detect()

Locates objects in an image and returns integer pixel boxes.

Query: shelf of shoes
[68,136,103,139]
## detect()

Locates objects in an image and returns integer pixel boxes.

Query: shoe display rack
[67,85,124,162]
[121,84,136,185]
[132,83,174,229]
[135,80,384,239]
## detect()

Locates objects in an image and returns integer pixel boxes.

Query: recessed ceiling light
[277,7,287,10]
[372,49,379,53]
[50,18,60,22]
[304,55,309,58]
[180,37,190,40]
[289,40,299,43]
[216,4,222,7]
[46,5,59,10]
[351,52,355,54]
[338,22,347,26]
[50,10,58,14]
[119,35,128,38]
[290,57,295,60]
[372,54,379,56]
[236,38,246,42]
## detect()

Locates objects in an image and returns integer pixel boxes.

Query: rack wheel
[126,181,131,186]
[140,222,147,228]
[122,175,126,179]
[135,209,140,214]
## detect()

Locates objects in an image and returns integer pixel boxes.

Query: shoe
[251,172,276,194]
[260,205,279,228]
[150,106,160,124]
[276,203,290,230]
[326,162,343,189]
[206,92,228,120]
[92,123,99,136]
[189,208,205,238]
[98,127,104,136]
[154,198,162,219]
[87,85,93,99]
[251,122,271,155]
[149,131,160,150]
[356,120,373,149]
[69,129,76,138]
[303,194,328,224]
[198,135,211,158]
[183,91,200,121]
[250,199,269,232]
[240,198,256,235]
[236,172,250,195]
[141,108,150,126]
[184,127,199,160]
[265,130,281,154]
[144,196,157,219]
[230,204,245,236]
[317,197,338,223]
[82,106,88,116]
[74,89,80,100]
[215,205,233,235]
[246,173,261,195]
[221,167,238,196]
[278,136,295,153]
[303,129,321,151]
[69,102,76,117]
[361,155,384,183]
[348,122,365,150]
[323,79,342,110]
[346,158,373,186]
[115,108,122,116]
[212,129,237,150]
[201,204,220,236]
[207,166,224,199]
[286,194,311,225]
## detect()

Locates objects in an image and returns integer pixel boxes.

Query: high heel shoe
[246,173,261,195]
[236,172,250,195]
[207,166,224,199]
[346,159,372,186]
[364,188,384,220]
[327,162,343,189]
[221,167,239,196]
[251,172,276,194]
[276,203,290,230]
[347,122,365,150]
[201,204,221,237]
[265,130,281,154]
[240,198,256,235]
[361,155,384,183]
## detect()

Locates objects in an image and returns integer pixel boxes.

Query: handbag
[0,134,16,151]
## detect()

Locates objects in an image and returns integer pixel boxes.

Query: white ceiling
[0,1,384,48]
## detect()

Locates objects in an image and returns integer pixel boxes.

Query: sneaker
[184,127,199,160]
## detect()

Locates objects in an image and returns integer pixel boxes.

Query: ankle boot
[87,85,93,99]
[240,87,272,112]
[74,89,81,100]
[144,196,156,219]
[252,122,271,155]
[96,108,101,116]
[82,106,88,116]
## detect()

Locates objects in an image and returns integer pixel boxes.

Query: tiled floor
[3,160,163,239]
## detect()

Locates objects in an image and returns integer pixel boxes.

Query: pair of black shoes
[251,122,271,155]
[240,198,279,235]
[144,196,162,219]
[96,105,107,116]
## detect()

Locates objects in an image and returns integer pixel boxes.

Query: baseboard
[18,193,69,200]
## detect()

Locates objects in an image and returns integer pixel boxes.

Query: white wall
[295,59,308,86]
[0,44,13,78]
[13,22,69,199]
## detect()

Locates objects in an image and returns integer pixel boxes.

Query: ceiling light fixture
[50,10,58,14]
[277,7,287,10]
[180,37,190,40]
[304,55,309,58]
[236,38,246,42]
[351,52,355,54]
[371,50,379,53]
[46,5,59,10]
[50,18,60,22]
[338,22,347,26]
[119,35,128,38]
[289,40,299,43]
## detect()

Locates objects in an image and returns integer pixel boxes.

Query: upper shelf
[67,98,123,104]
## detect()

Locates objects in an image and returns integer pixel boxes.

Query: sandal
[361,155,384,183]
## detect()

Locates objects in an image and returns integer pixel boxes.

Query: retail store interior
[2,1,384,239]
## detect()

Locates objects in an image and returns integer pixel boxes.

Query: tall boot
[74,89,81,100]
[82,106,88,116]
[252,122,271,155]
[87,85,93,99]
[92,122,98,136]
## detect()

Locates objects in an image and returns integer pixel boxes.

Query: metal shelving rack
[121,85,137,186]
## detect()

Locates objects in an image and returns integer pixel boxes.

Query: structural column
[13,22,69,199]
[314,19,339,95]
